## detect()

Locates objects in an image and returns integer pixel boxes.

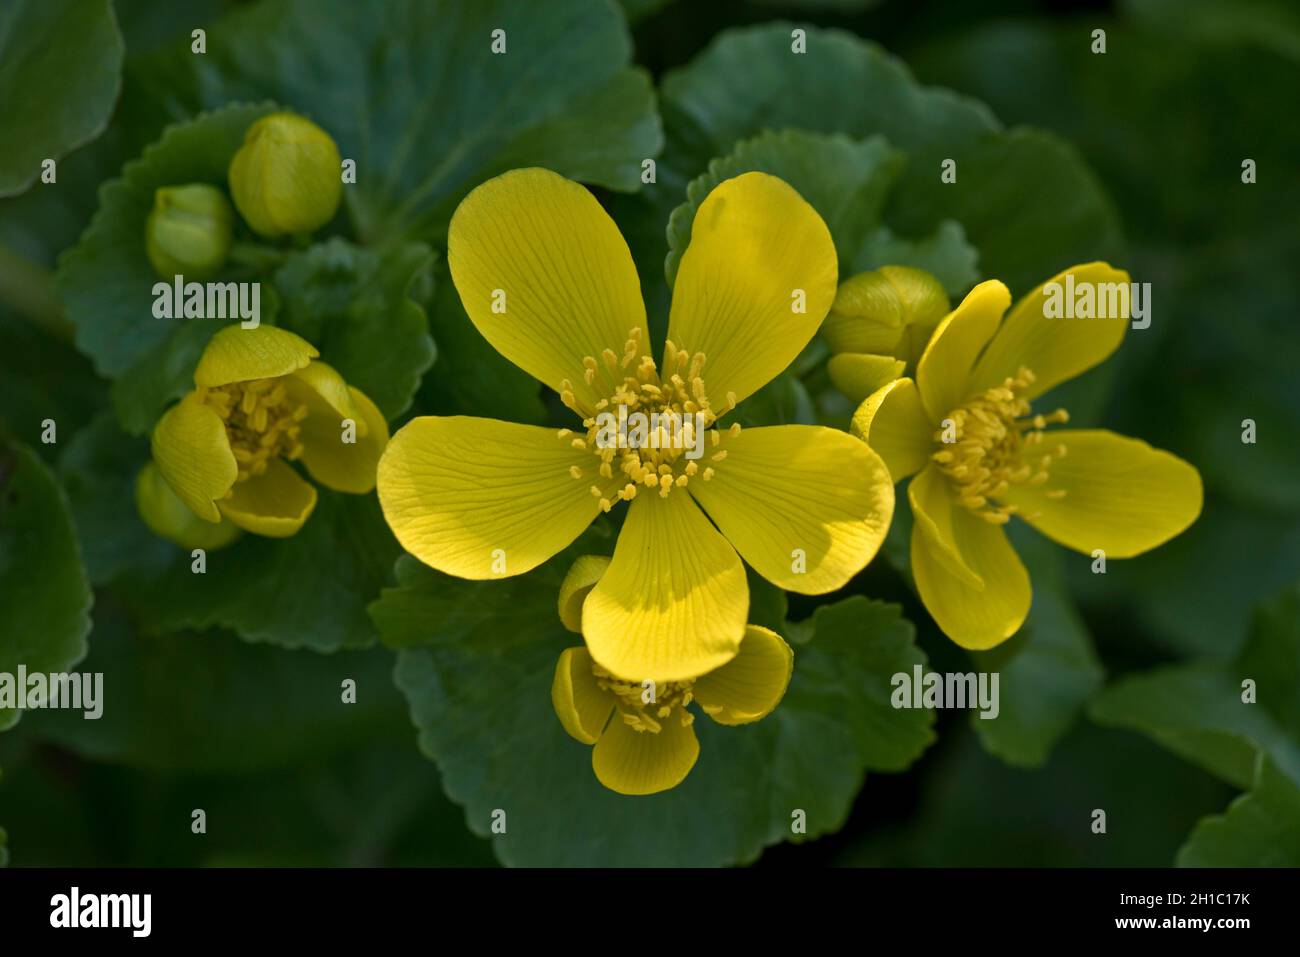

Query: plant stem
[0,244,74,344]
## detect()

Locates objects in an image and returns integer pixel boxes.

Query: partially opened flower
[853,263,1202,649]
[822,265,950,404]
[147,325,388,540]
[379,168,894,682]
[552,555,793,795]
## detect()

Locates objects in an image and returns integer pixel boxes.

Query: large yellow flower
[378,168,894,682]
[853,263,1202,649]
[148,324,388,540]
[553,555,793,795]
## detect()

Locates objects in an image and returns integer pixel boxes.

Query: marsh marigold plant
[144,325,388,543]
[852,263,1202,649]
[378,168,895,682]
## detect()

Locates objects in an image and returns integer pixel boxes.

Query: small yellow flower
[147,325,388,541]
[822,265,950,403]
[853,263,1203,649]
[553,556,793,795]
[378,168,895,682]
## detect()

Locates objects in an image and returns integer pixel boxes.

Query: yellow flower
[378,168,895,682]
[553,555,792,795]
[822,265,950,404]
[147,325,388,541]
[853,263,1203,649]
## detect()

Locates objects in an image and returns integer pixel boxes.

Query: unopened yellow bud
[145,184,233,280]
[823,265,950,369]
[135,463,242,550]
[228,112,342,237]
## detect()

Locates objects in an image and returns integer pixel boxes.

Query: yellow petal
[968,262,1131,401]
[377,416,600,580]
[910,466,1030,649]
[551,647,614,745]
[592,712,700,796]
[150,393,238,522]
[693,625,793,726]
[296,384,388,494]
[217,457,318,537]
[689,425,893,594]
[557,555,612,633]
[583,492,747,683]
[915,280,1010,420]
[827,352,906,405]
[193,324,318,388]
[908,464,983,589]
[850,377,934,482]
[666,172,837,405]
[1000,429,1203,558]
[289,359,357,424]
[134,463,242,550]
[446,168,648,413]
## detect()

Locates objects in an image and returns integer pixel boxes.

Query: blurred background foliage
[0,0,1296,866]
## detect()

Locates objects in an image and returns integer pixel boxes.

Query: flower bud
[822,265,950,369]
[228,112,342,237]
[145,184,234,280]
[135,463,242,550]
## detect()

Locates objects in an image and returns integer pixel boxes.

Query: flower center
[199,377,308,483]
[930,367,1069,524]
[558,328,738,513]
[593,661,697,734]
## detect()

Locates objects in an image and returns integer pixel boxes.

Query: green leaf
[1089,585,1300,790]
[136,0,662,244]
[0,0,124,197]
[665,129,978,295]
[415,260,546,423]
[970,532,1105,767]
[374,552,934,866]
[25,609,409,773]
[1176,756,1300,866]
[273,238,436,419]
[0,444,93,729]
[658,23,1121,295]
[55,102,279,434]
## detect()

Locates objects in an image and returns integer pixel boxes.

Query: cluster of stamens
[592,661,696,734]
[931,367,1069,524]
[198,377,309,485]
[558,328,738,512]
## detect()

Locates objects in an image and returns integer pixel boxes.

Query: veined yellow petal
[689,425,893,594]
[693,625,793,726]
[551,647,614,745]
[583,492,747,683]
[910,466,1030,649]
[968,262,1131,401]
[151,393,238,522]
[557,555,612,633]
[134,463,242,550]
[377,416,600,580]
[592,712,700,796]
[289,359,357,425]
[446,168,648,413]
[1000,429,1202,558]
[297,385,388,494]
[908,464,983,589]
[217,457,318,537]
[827,352,906,405]
[850,377,934,482]
[193,324,317,388]
[915,280,1010,421]
[666,172,837,405]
